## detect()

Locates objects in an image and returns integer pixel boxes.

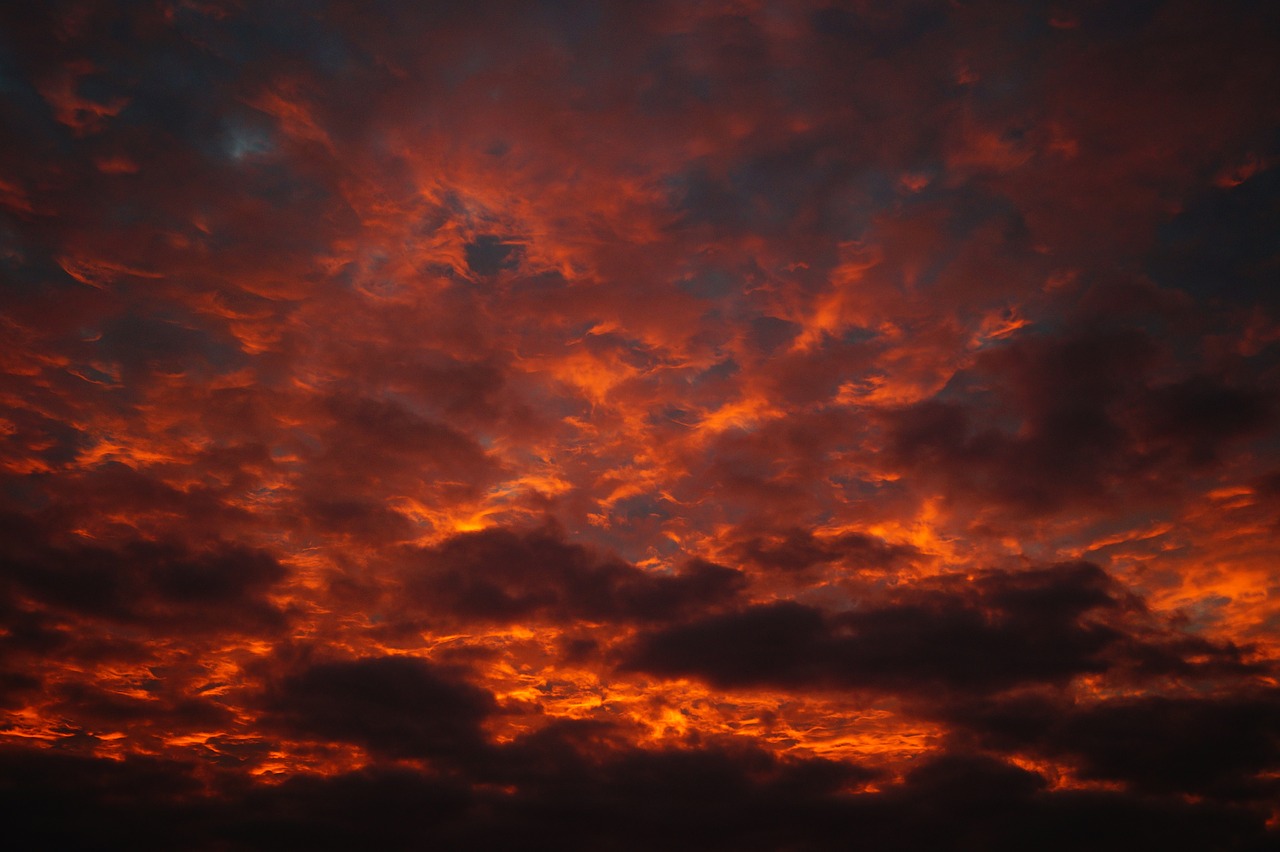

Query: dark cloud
[48,679,234,733]
[948,688,1280,803]
[93,309,247,389]
[0,747,206,852]
[883,327,1151,515]
[731,526,918,573]
[263,655,495,762]
[317,392,494,478]
[864,750,1273,852]
[399,526,746,625]
[0,512,286,633]
[1136,374,1274,466]
[464,234,523,276]
[1148,164,1280,307]
[221,765,475,850]
[0,670,41,709]
[2,738,1275,851]
[883,325,1277,515]
[287,393,502,541]
[624,561,1252,694]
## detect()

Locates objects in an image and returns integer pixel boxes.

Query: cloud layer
[2,0,1279,847]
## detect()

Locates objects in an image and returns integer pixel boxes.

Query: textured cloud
[623,561,1263,694]
[2,0,1279,847]
[0,512,287,632]
[396,525,746,625]
[264,656,496,762]
[3,738,1272,851]
[947,688,1280,802]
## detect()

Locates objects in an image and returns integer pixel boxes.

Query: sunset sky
[2,1,1279,848]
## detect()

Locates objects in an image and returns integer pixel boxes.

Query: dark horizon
[1,1,1279,848]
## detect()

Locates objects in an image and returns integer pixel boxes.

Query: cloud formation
[2,0,1279,847]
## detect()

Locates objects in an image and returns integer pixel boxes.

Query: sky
[1,1,1279,848]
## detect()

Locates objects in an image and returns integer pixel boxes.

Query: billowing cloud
[2,0,1279,846]
[396,525,746,625]
[264,655,496,762]
[0,512,287,633]
[623,561,1264,694]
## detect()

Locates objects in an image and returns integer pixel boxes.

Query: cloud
[464,234,523,277]
[263,655,495,762]
[397,525,747,625]
[2,736,1274,851]
[0,0,1278,846]
[623,561,1258,695]
[0,512,287,634]
[730,526,919,573]
[881,325,1277,516]
[947,688,1280,802]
